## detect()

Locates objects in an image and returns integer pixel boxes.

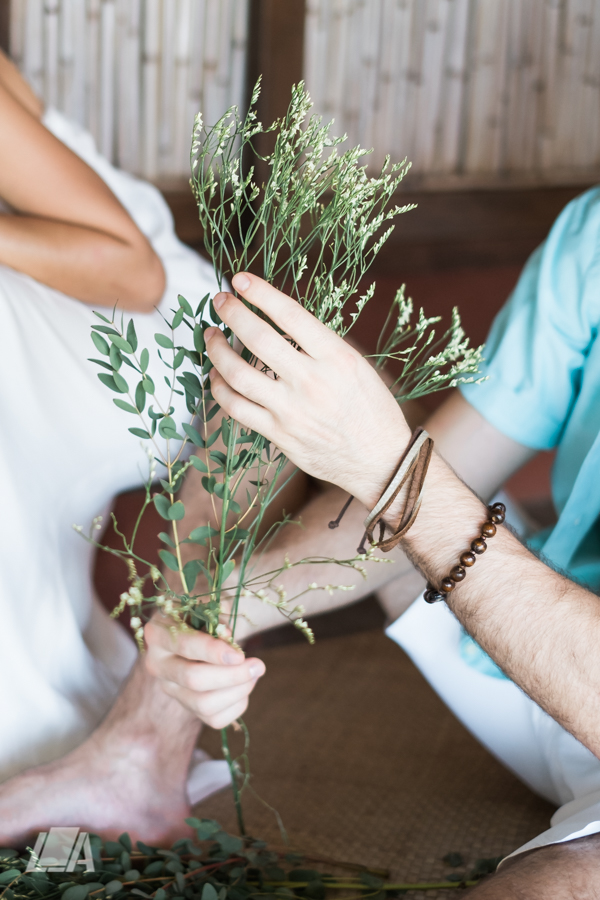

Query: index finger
[230,272,340,359]
[145,615,245,666]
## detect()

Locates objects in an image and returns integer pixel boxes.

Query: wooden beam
[163,183,592,273]
[0,0,10,53]
[246,0,306,172]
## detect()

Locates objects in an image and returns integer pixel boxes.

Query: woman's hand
[144,613,266,729]
[205,273,411,511]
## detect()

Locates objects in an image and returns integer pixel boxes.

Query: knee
[465,834,600,899]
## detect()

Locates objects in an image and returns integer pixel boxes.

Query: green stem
[220,727,246,836]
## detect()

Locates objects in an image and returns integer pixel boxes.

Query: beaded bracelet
[423,501,506,604]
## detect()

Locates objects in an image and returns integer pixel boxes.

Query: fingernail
[232,272,250,292]
[249,661,265,679]
[213,292,227,311]
[224,651,244,665]
[204,326,218,341]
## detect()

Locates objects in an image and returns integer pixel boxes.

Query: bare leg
[0,659,200,846]
[466,834,600,899]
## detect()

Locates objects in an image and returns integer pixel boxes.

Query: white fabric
[0,109,219,783]
[187,749,231,806]
[386,596,600,859]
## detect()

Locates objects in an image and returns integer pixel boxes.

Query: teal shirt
[459,186,600,676]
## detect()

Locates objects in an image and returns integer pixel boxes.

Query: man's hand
[205,272,411,511]
[144,614,266,729]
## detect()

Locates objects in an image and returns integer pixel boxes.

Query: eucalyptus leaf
[158,549,179,572]
[209,298,223,326]
[113,398,138,415]
[92,325,119,336]
[193,324,205,355]
[155,333,173,350]
[189,455,208,473]
[113,371,129,392]
[88,357,113,371]
[129,427,151,439]
[91,331,110,355]
[167,500,185,521]
[221,417,231,447]
[98,373,126,394]
[178,294,193,316]
[153,494,171,520]
[61,886,90,900]
[110,335,134,354]
[201,475,216,494]
[195,292,210,319]
[220,559,235,582]
[135,381,146,412]
[126,321,138,352]
[140,348,149,373]
[188,525,219,544]
[205,428,221,447]
[92,310,112,323]
[182,558,203,591]
[182,423,205,447]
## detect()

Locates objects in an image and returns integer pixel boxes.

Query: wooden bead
[490,503,506,524]
[471,538,487,554]
[441,577,455,592]
[424,589,445,604]
[481,521,497,538]
[460,551,476,567]
[450,565,466,582]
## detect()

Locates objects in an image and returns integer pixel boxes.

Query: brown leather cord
[328,427,434,555]
[363,426,434,552]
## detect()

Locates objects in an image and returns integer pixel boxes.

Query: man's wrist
[400,451,489,586]
[351,420,413,513]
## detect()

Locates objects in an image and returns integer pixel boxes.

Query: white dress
[0,109,219,784]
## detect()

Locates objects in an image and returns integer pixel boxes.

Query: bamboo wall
[304,0,600,186]
[8,0,600,187]
[8,0,249,180]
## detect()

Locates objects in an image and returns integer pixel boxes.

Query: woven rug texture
[196,628,554,899]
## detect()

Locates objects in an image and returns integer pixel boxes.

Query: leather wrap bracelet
[423,501,506,603]
[328,426,434,554]
[362,426,434,552]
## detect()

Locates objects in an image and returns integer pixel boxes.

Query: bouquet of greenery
[0,827,498,900]
[82,80,483,835]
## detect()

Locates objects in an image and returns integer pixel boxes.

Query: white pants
[387,597,600,859]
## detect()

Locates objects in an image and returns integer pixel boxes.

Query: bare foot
[0,737,193,847]
[0,660,201,847]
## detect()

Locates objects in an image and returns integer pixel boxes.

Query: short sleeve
[460,187,600,449]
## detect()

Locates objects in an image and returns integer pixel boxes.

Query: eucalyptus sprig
[82,81,483,837]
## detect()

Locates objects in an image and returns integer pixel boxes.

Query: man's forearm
[400,452,600,757]
[234,484,416,640]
